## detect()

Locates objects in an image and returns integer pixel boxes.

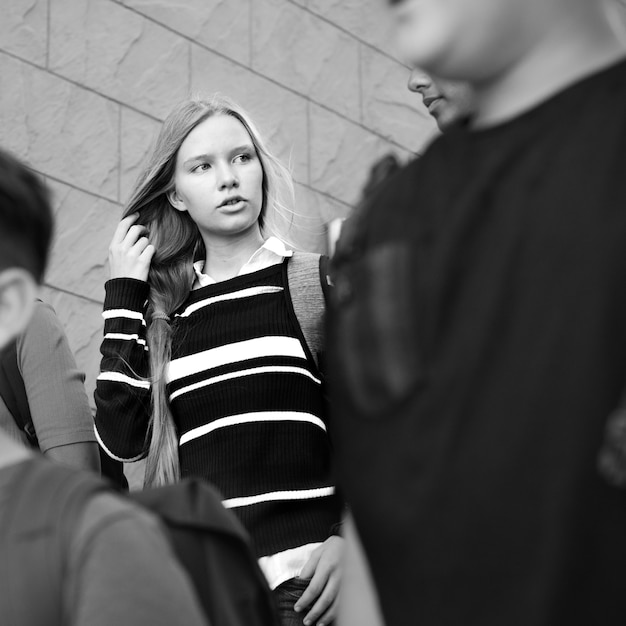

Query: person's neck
[472,5,626,129]
[0,428,32,471]
[201,227,266,282]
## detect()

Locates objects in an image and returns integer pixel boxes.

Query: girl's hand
[109,213,155,282]
[294,536,344,626]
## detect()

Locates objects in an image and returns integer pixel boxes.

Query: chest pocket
[332,242,425,419]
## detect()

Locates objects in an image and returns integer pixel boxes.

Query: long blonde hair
[124,96,295,487]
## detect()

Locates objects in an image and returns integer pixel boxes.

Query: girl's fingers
[295,568,328,613]
[111,213,139,244]
[314,596,339,626]
[299,546,321,581]
[138,244,156,262]
[133,236,151,254]
[123,224,149,247]
[302,576,339,626]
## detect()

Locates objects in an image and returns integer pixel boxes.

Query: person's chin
[435,107,460,132]
[215,214,260,237]
[435,114,450,132]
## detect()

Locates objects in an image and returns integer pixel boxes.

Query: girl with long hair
[95,97,343,626]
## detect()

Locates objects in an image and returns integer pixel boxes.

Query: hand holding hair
[109,212,156,282]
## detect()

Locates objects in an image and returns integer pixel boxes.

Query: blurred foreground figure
[0,148,207,626]
[331,0,626,624]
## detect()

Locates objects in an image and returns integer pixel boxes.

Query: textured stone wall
[0,0,436,421]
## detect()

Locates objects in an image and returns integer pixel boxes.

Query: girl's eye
[235,153,252,163]
[194,163,210,172]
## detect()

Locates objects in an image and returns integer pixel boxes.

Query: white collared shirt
[192,237,294,287]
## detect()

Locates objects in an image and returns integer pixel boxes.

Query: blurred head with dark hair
[0,148,53,349]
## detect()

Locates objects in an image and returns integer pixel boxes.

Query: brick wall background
[0,1,436,445]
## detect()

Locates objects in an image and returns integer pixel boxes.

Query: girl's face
[391,0,537,82]
[169,114,264,240]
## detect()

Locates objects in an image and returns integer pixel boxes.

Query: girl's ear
[167,189,187,212]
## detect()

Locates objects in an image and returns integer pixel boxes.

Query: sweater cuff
[104,278,150,312]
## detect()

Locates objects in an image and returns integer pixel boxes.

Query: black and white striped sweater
[95,259,342,558]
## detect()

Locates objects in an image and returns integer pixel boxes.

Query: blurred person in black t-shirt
[331,0,626,625]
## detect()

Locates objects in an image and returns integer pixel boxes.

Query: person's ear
[167,189,187,213]
[0,268,37,350]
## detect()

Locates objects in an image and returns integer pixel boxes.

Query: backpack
[0,457,279,626]
[0,340,37,446]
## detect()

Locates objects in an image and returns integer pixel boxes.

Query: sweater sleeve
[94,279,152,462]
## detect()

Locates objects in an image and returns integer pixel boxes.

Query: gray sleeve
[16,302,96,452]
[67,493,208,626]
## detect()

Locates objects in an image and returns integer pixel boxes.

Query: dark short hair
[0,148,53,283]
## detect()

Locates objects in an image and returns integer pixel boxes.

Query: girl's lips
[218,199,246,212]
[218,195,245,207]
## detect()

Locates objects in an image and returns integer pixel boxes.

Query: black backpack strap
[0,340,38,447]
[0,458,107,626]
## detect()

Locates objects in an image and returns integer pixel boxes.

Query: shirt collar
[192,237,293,286]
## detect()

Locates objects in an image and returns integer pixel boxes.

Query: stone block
[120,107,161,203]
[273,183,326,254]
[360,45,437,152]
[39,286,105,410]
[119,0,251,65]
[191,46,309,184]
[0,53,119,200]
[306,0,398,60]
[46,180,122,303]
[309,103,408,206]
[251,0,360,121]
[0,0,48,66]
[49,0,190,119]
[283,183,352,253]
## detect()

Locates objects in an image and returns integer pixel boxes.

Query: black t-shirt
[329,59,626,626]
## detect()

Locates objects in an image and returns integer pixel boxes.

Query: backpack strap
[132,479,279,626]
[0,340,38,447]
[318,254,332,302]
[0,458,106,626]
[286,252,330,369]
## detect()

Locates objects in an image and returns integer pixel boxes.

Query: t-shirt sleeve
[66,493,208,626]
[16,302,96,453]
